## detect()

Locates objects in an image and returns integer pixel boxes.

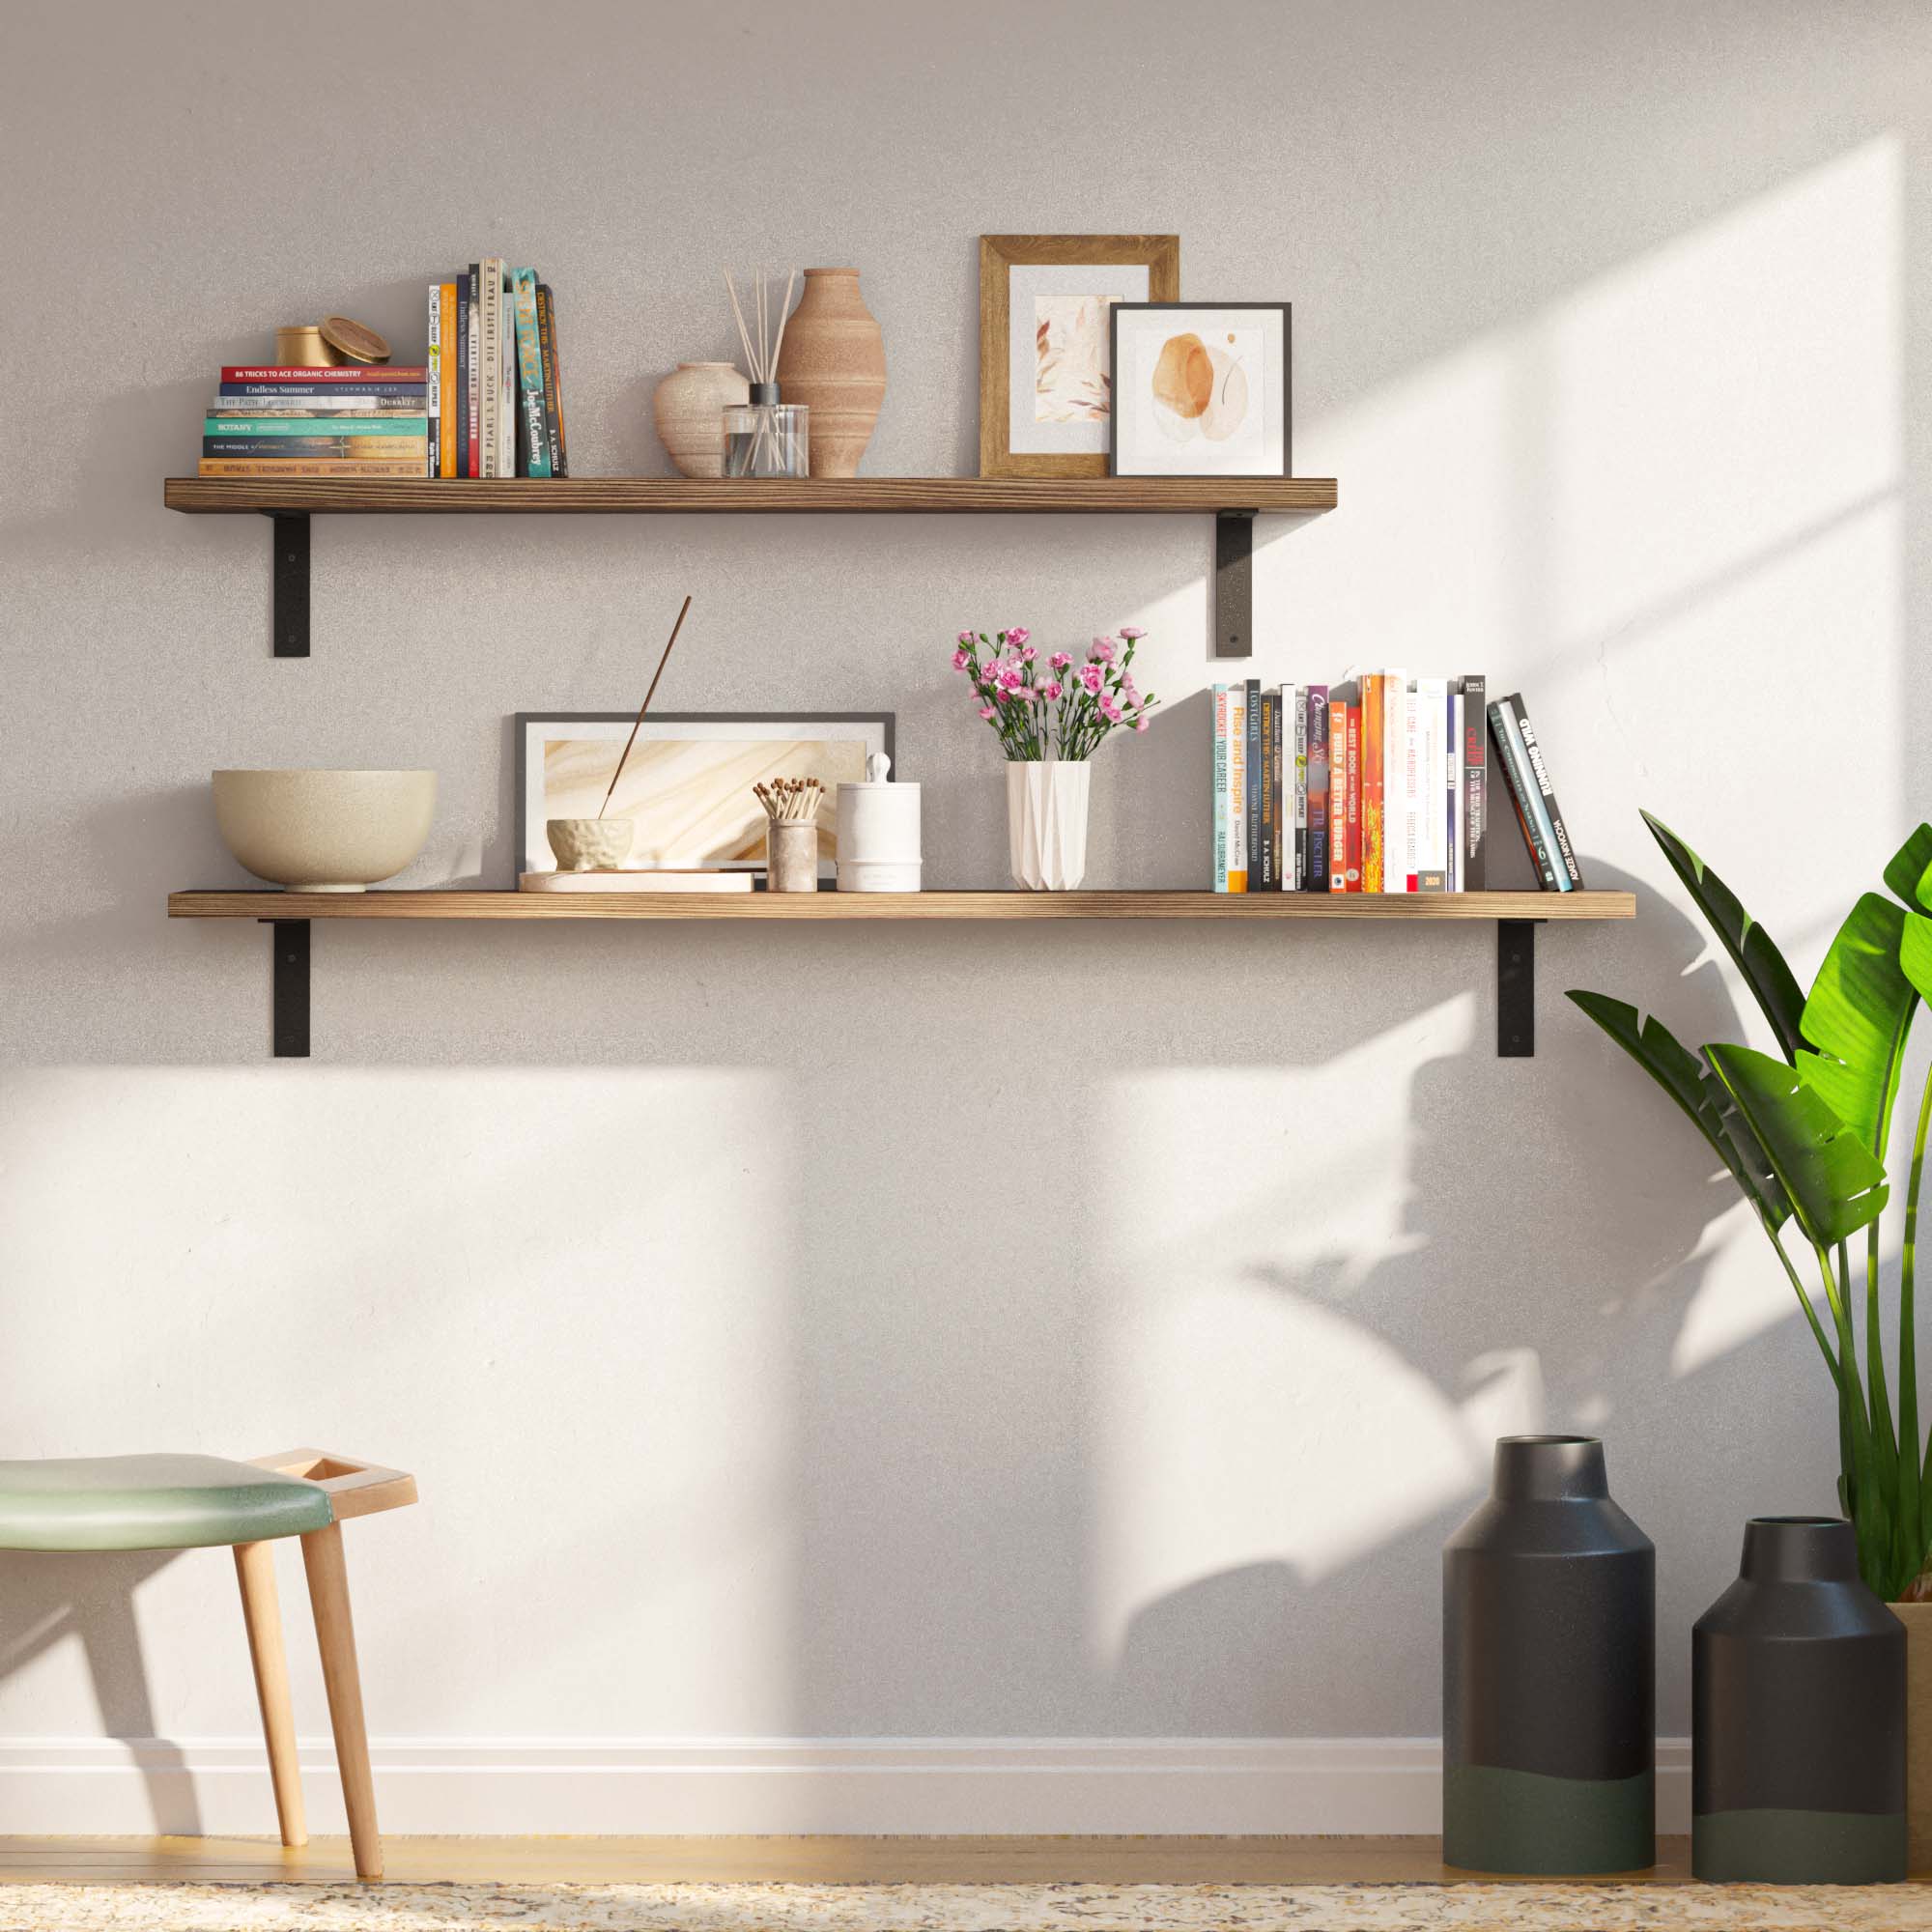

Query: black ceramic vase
[1442,1435,1655,1873]
[1692,1516,1906,1884]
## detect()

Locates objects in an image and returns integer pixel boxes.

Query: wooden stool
[0,1448,415,1880]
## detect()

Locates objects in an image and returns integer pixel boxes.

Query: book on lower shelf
[1210,671,1582,894]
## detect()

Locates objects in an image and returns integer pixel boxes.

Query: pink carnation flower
[1119,626,1146,640]
[957,630,976,644]
[1040,680,1063,700]
[1020,644,1037,663]
[979,704,997,721]
[1078,664,1104,695]
[952,647,970,671]
[1006,626,1032,646]
[1134,713,1150,732]
[1099,696,1123,724]
[1049,651,1071,670]
[1090,637,1117,663]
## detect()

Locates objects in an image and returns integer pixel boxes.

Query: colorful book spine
[425,284,441,476]
[1269,688,1286,890]
[478,258,502,477]
[1212,685,1230,891]
[497,262,515,476]
[438,281,457,478]
[1227,682,1249,894]
[1256,688,1277,891]
[1345,700,1363,890]
[203,416,428,437]
[1488,697,1560,890]
[203,439,430,458]
[1461,673,1487,890]
[1415,676,1449,890]
[1327,695,1347,890]
[1292,685,1309,889]
[466,263,481,477]
[217,384,425,402]
[219,366,427,383]
[510,269,549,476]
[1244,678,1262,888]
[1360,674,1384,892]
[197,459,427,476]
[1506,694,1583,889]
[1306,685,1330,891]
[456,270,471,478]
[537,283,568,476]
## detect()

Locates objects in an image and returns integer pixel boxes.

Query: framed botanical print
[978,234,1179,477]
[514,712,894,880]
[1108,302,1292,479]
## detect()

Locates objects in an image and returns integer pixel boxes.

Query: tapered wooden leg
[232,1540,307,1847]
[299,1521,382,1882]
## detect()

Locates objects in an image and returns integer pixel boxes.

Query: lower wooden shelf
[168,888,1634,922]
[169,888,1632,1061]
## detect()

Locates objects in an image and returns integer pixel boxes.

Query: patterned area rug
[4,1883,1930,1932]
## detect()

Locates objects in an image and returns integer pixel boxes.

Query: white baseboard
[0,1736,1692,1836]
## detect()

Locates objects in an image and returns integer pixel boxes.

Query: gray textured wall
[4,0,1929,1793]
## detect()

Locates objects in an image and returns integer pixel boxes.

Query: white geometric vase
[1007,759,1091,891]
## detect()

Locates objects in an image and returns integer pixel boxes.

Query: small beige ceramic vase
[548,816,634,870]
[653,361,751,477]
[766,818,819,893]
[774,270,886,477]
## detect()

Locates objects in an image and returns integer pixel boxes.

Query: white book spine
[1414,676,1449,886]
[1382,673,1410,892]
[1226,684,1249,892]
[1212,685,1229,892]
[1450,691,1465,892]
[1291,683,1307,889]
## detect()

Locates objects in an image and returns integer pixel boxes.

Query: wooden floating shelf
[161,474,1337,660]
[169,890,1632,1061]
[162,476,1338,515]
[170,889,1629,922]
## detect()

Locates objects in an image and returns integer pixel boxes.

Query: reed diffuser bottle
[723,270,810,479]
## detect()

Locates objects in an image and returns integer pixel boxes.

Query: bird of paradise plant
[1570,814,1932,1603]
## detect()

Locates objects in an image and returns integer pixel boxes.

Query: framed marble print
[515,712,894,880]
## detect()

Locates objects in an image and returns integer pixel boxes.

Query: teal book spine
[204,415,429,437]
[511,268,552,477]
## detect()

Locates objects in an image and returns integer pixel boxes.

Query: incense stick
[597,594,694,820]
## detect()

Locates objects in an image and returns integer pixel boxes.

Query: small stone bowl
[548,816,634,870]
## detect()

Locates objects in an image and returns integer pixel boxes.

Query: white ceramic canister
[837,753,922,891]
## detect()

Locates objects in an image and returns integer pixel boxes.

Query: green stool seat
[0,1454,333,1551]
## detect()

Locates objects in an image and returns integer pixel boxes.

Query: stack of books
[1210,675,1583,894]
[424,260,568,478]
[200,365,430,476]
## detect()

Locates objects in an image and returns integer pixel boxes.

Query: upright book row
[1211,676,1585,894]
[425,260,569,478]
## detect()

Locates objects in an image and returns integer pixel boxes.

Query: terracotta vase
[775,269,886,477]
[1895,1600,1932,1872]
[653,361,749,478]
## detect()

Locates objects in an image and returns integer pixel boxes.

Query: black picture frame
[1106,302,1293,479]
[513,710,895,879]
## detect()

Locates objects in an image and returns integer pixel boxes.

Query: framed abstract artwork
[514,712,894,880]
[1107,302,1292,479]
[978,234,1179,477]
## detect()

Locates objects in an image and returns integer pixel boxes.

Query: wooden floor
[0,1834,1699,1887]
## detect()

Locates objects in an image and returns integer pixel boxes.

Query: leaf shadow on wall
[0,1551,200,1833]
[1102,860,1838,1735]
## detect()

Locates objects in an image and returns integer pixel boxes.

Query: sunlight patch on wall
[0,1067,799,1735]
[1088,1010,1507,1660]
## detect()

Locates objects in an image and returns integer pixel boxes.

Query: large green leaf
[1798,894,1916,1164]
[1643,810,1807,1062]
[1883,825,1932,914]
[1566,991,1790,1230]
[1903,910,1932,1003]
[1705,1044,1890,1249]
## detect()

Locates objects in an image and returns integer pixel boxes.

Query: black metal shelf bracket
[268,919,310,1058]
[1497,918,1541,1058]
[267,512,310,658]
[1214,510,1255,658]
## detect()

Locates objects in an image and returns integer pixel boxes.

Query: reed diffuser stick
[597,594,694,821]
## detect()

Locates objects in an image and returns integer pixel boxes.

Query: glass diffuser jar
[723,382,809,478]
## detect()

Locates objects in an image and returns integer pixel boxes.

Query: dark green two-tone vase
[1443,1435,1655,1873]
[1692,1516,1906,1884]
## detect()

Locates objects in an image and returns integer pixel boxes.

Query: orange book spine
[439,282,458,477]
[1360,676,1384,892]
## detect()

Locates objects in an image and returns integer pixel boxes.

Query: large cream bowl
[212,769,437,892]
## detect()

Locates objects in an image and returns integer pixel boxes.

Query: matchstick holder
[765,818,819,893]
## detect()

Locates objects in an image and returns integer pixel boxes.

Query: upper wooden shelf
[170,889,1633,922]
[162,476,1339,515]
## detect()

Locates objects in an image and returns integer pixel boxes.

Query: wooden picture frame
[978,234,1179,478]
[1107,302,1292,479]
